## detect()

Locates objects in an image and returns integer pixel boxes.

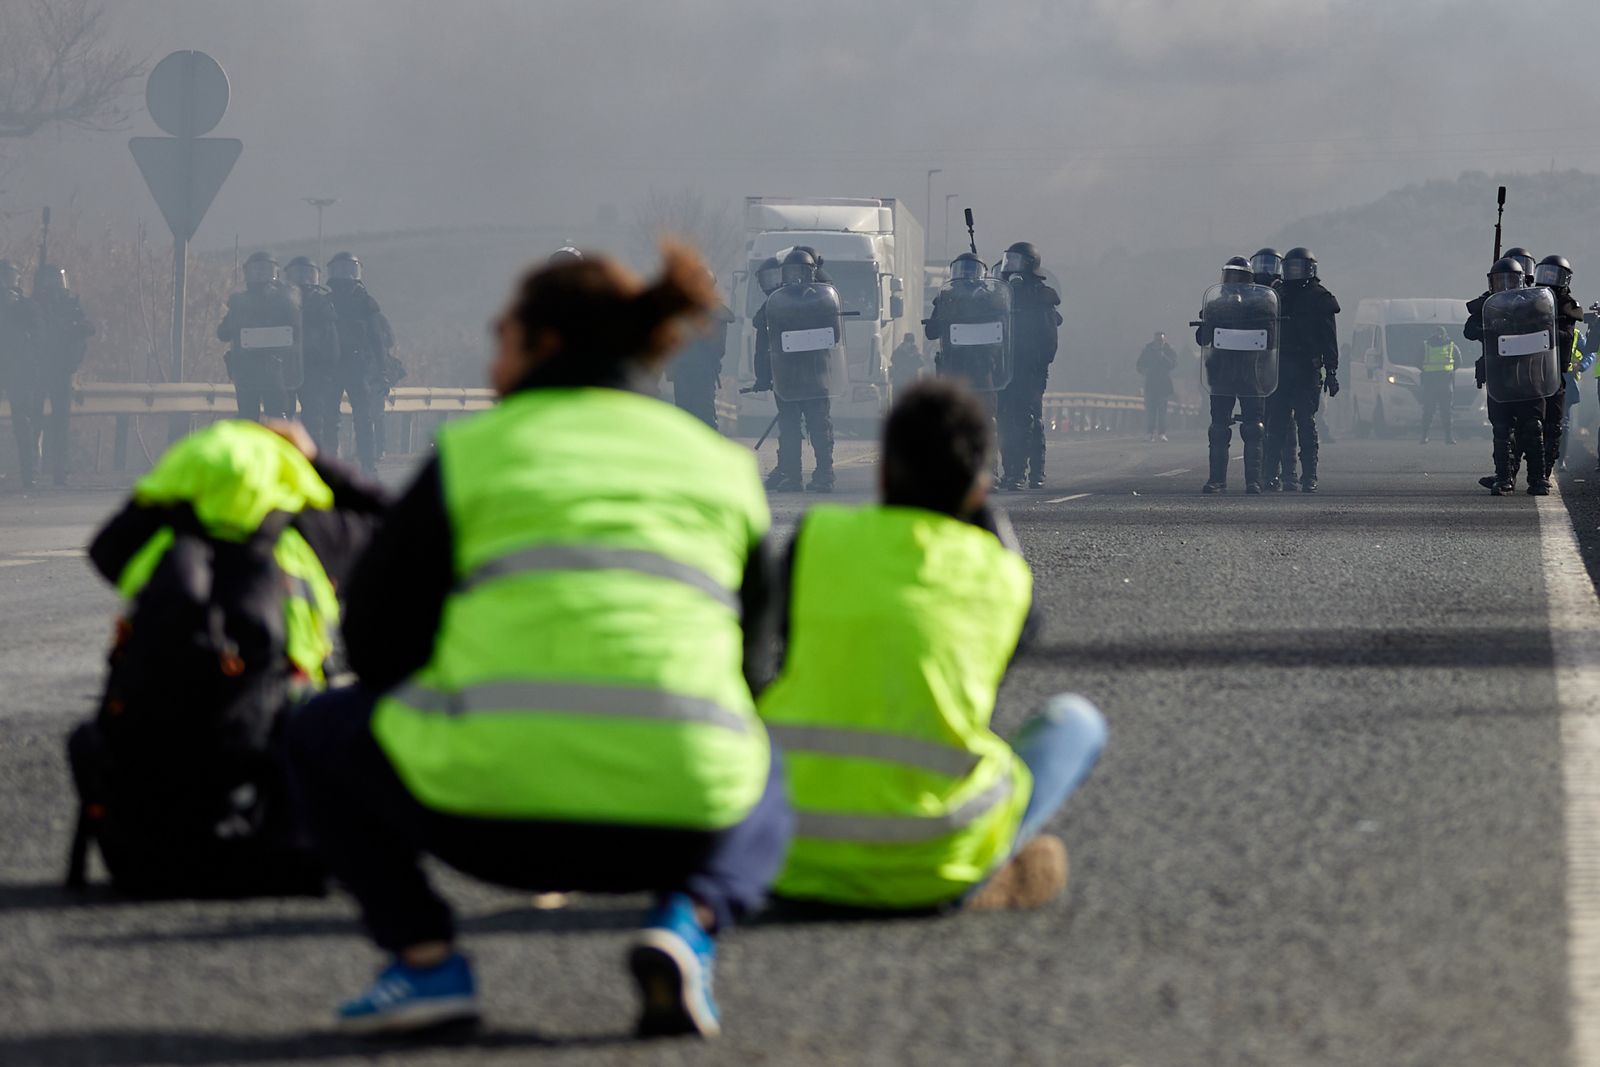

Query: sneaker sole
[629,933,720,1038]
[338,996,480,1036]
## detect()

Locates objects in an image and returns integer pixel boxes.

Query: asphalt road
[1,426,1596,1066]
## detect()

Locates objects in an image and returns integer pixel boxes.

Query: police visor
[1489,269,1523,293]
[1249,252,1283,278]
[757,265,783,293]
[1535,263,1572,289]
[243,260,277,286]
[1001,251,1031,275]
[950,258,983,282]
[780,262,815,287]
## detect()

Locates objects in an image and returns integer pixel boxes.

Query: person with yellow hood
[66,418,386,897]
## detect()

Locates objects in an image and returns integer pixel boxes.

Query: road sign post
[129,51,241,440]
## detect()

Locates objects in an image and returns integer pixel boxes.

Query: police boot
[1299,428,1319,492]
[764,467,803,493]
[1241,420,1265,494]
[1521,419,1549,495]
[807,467,835,494]
[1202,425,1230,494]
[1491,424,1515,495]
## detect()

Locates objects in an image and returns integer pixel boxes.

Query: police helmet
[1282,247,1318,282]
[756,256,784,295]
[327,251,362,283]
[780,247,817,288]
[243,251,279,287]
[1488,257,1526,293]
[1249,248,1284,283]
[284,255,320,287]
[949,252,985,283]
[1535,254,1573,290]
[1000,241,1042,277]
[1503,247,1536,284]
[1221,257,1254,286]
[548,246,583,266]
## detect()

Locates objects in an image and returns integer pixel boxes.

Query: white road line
[0,559,44,569]
[1154,468,1192,478]
[18,549,84,558]
[1535,485,1600,1067]
[1044,493,1091,504]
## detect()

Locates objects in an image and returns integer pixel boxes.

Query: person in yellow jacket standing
[759,380,1105,912]
[287,245,791,1038]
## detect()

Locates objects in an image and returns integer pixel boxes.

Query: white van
[1348,298,1485,437]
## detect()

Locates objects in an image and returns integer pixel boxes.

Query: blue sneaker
[628,893,721,1037]
[336,953,479,1034]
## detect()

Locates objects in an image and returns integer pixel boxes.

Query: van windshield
[1385,323,1469,368]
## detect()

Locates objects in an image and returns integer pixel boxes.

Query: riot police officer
[1534,254,1583,476]
[753,248,838,492]
[1469,257,1557,495]
[668,271,733,430]
[31,264,93,486]
[926,252,1013,400]
[1250,248,1295,491]
[1268,247,1340,493]
[995,241,1061,490]
[0,259,41,488]
[218,252,300,422]
[1197,257,1278,494]
[326,252,394,475]
[285,257,342,453]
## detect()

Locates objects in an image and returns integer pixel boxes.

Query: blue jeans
[1009,694,1107,848]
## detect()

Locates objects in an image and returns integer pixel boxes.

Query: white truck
[729,197,924,428]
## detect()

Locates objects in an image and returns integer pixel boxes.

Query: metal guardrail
[0,382,1198,433]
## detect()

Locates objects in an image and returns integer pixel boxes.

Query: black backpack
[66,512,325,897]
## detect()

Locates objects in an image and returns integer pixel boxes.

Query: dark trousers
[342,372,379,471]
[1265,376,1321,481]
[235,385,292,422]
[1547,377,1568,469]
[286,686,793,950]
[673,374,719,430]
[1143,392,1169,435]
[1207,394,1266,485]
[1419,371,1454,440]
[1488,396,1546,485]
[775,397,833,480]
[300,371,341,455]
[998,378,1046,482]
[3,369,42,486]
[42,373,71,484]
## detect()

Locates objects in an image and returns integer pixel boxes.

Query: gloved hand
[1323,370,1340,398]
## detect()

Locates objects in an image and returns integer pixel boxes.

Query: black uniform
[1544,287,1584,472]
[997,274,1061,487]
[1267,279,1340,489]
[217,283,301,422]
[753,302,834,491]
[1197,304,1267,491]
[668,302,732,430]
[31,284,92,485]
[328,280,391,474]
[1467,291,1546,492]
[0,285,41,487]
[295,281,343,453]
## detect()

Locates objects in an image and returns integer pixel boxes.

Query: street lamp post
[304,197,338,267]
[944,193,960,262]
[925,169,941,245]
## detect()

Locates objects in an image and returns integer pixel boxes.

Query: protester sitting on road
[758,379,1106,912]
[287,243,792,1038]
[66,419,385,898]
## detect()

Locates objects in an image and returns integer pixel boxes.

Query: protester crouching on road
[758,379,1106,912]
[67,419,386,897]
[287,243,792,1039]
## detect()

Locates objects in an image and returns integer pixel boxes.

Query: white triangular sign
[129,136,242,242]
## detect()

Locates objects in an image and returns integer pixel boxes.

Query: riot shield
[1483,286,1559,403]
[764,281,847,401]
[934,278,1013,392]
[1199,283,1279,398]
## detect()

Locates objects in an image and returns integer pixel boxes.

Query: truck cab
[729,198,924,430]
[1349,298,1484,437]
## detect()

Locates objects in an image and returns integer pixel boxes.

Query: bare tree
[0,0,142,139]
[629,189,743,278]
